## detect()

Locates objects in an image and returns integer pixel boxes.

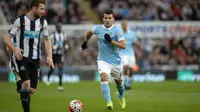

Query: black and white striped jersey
[8,14,49,59]
[50,31,67,55]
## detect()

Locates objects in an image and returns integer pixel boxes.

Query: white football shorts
[121,55,136,67]
[97,60,123,80]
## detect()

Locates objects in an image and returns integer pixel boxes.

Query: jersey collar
[102,25,114,30]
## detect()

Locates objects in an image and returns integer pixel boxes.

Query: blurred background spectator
[0,0,199,70]
[91,0,200,21]
[1,30,199,68]
[0,0,89,24]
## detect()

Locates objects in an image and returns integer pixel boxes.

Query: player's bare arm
[111,40,126,49]
[104,33,126,49]
[4,33,23,60]
[85,30,93,42]
[81,30,93,50]
[44,36,54,68]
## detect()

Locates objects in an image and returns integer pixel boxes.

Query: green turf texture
[0,81,200,112]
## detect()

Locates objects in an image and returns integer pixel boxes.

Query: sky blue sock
[124,76,128,87]
[101,82,111,103]
[117,84,124,99]
[127,77,132,87]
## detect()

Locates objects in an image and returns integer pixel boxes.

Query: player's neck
[123,29,127,33]
[123,30,127,33]
[103,24,114,29]
[27,11,37,21]
[57,30,61,33]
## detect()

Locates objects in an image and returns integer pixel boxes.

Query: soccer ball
[68,99,83,112]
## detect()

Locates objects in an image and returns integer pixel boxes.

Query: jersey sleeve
[8,18,20,37]
[50,32,58,49]
[92,25,98,34]
[42,20,49,37]
[117,28,124,41]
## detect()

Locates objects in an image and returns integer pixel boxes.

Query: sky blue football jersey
[92,25,125,66]
[120,31,137,56]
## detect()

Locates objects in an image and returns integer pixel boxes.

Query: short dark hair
[30,0,46,8]
[104,9,113,15]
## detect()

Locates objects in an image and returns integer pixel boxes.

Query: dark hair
[30,0,45,8]
[104,9,113,15]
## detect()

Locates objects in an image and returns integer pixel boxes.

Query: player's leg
[125,55,136,90]
[27,60,40,112]
[112,65,126,109]
[29,60,40,94]
[121,56,129,90]
[114,79,126,109]
[123,65,131,90]
[10,58,22,93]
[16,59,31,112]
[57,63,64,91]
[125,67,133,90]
[14,72,22,93]
[47,66,54,85]
[98,61,113,110]
[123,65,132,90]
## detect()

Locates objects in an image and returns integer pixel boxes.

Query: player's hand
[104,33,112,43]
[6,47,11,53]
[47,56,54,69]
[13,47,23,60]
[81,41,87,50]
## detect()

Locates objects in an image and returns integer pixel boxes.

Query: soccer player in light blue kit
[120,21,138,90]
[81,9,126,110]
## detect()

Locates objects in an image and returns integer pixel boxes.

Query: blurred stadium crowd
[92,0,200,21]
[68,30,200,69]
[0,0,200,69]
[0,0,88,24]
[1,0,200,24]
[1,30,200,69]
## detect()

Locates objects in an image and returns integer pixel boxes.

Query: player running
[46,23,68,91]
[120,21,138,90]
[81,9,126,110]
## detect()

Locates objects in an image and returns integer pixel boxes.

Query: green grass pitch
[0,81,200,112]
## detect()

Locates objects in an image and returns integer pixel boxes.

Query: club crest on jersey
[108,32,112,35]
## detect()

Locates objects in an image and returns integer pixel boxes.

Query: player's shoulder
[128,30,136,35]
[113,25,122,33]
[40,17,47,23]
[11,14,26,24]
[113,25,120,30]
[92,24,102,33]
[93,24,102,28]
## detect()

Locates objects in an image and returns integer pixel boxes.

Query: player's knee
[100,73,108,81]
[124,66,130,75]
[21,80,30,89]
[58,64,63,69]
[30,88,36,94]
[115,79,122,85]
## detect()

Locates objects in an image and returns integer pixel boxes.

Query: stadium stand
[0,0,89,24]
[91,0,200,21]
[0,0,199,69]
[1,30,200,68]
